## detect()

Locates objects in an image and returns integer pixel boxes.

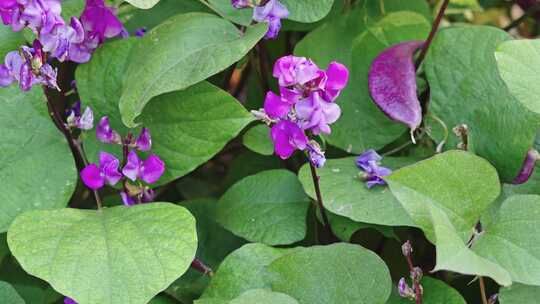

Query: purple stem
[309,162,335,240]
[415,0,450,68]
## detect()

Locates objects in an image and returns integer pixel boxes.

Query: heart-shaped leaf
[499,284,540,304]
[368,41,424,131]
[0,281,24,304]
[215,170,310,245]
[243,124,274,156]
[7,203,197,304]
[229,289,298,304]
[119,13,267,127]
[297,156,416,227]
[268,243,391,304]
[0,86,77,233]
[280,0,334,23]
[473,195,540,286]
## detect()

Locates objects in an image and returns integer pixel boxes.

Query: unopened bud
[411,267,423,281]
[398,278,415,299]
[401,240,413,257]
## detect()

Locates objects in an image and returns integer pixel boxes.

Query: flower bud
[398,278,415,299]
[401,240,413,257]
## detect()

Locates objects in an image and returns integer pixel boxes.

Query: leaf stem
[309,162,335,240]
[191,258,214,276]
[42,86,102,209]
[479,277,488,304]
[416,0,450,68]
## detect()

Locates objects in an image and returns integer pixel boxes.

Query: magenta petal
[80,163,105,190]
[140,154,165,184]
[99,152,122,185]
[96,116,121,144]
[270,120,307,159]
[326,61,349,91]
[122,151,140,181]
[264,91,291,119]
[368,40,424,131]
[64,297,78,304]
[135,127,152,151]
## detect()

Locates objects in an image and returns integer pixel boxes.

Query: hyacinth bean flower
[66,101,94,130]
[122,151,165,184]
[356,149,392,188]
[231,0,288,39]
[270,120,308,159]
[96,116,121,144]
[80,152,122,190]
[135,127,152,151]
[368,41,424,134]
[0,42,59,91]
[398,278,415,299]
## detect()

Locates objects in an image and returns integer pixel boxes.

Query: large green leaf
[77,40,253,184]
[140,83,254,183]
[242,124,273,156]
[329,12,430,153]
[119,13,267,127]
[0,86,77,233]
[473,195,540,286]
[386,151,511,286]
[124,0,160,9]
[268,243,391,304]
[7,203,197,304]
[229,289,298,304]
[0,281,24,304]
[280,0,334,23]
[425,26,540,181]
[216,170,310,245]
[298,157,415,227]
[201,243,293,300]
[0,27,25,59]
[495,39,540,115]
[386,277,466,304]
[206,0,253,26]
[499,284,540,304]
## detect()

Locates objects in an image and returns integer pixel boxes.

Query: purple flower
[80,0,124,44]
[273,55,320,87]
[322,61,349,101]
[253,0,288,39]
[64,297,77,304]
[398,278,415,299]
[1,0,63,33]
[307,141,326,168]
[134,27,146,37]
[66,101,94,130]
[264,91,293,119]
[135,127,151,151]
[122,151,165,184]
[295,91,341,135]
[270,120,308,159]
[356,149,392,188]
[0,44,59,91]
[80,152,122,190]
[96,116,121,144]
[231,0,251,8]
[40,17,85,61]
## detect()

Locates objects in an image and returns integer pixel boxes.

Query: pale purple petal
[368,40,424,131]
[265,16,281,39]
[19,63,32,91]
[0,64,14,87]
[99,152,122,185]
[140,154,165,184]
[122,151,140,182]
[77,107,94,130]
[270,120,307,159]
[135,127,152,151]
[96,116,121,144]
[120,191,135,206]
[231,0,250,8]
[356,149,382,171]
[80,163,105,190]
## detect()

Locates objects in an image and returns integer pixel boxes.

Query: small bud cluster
[398,240,424,302]
[355,149,392,188]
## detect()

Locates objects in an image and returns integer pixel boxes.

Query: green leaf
[473,195,540,286]
[124,0,160,9]
[149,295,179,304]
[242,124,273,156]
[297,156,416,227]
[216,170,310,245]
[77,40,253,183]
[386,151,500,241]
[207,0,253,26]
[330,12,430,153]
[386,151,511,286]
[327,212,397,242]
[495,39,540,115]
[386,277,466,304]
[119,13,267,127]
[166,199,245,303]
[268,243,391,304]
[7,203,198,304]
[0,281,24,304]
[425,26,540,181]
[230,289,298,304]
[280,0,334,23]
[0,27,26,59]
[140,82,254,183]
[0,86,77,233]
[201,243,293,300]
[499,284,540,304]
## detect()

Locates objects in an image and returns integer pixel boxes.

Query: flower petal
[80,163,105,190]
[140,154,165,184]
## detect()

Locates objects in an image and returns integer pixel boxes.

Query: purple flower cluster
[355,149,392,188]
[0,0,124,91]
[231,0,288,39]
[80,117,165,206]
[256,55,348,166]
